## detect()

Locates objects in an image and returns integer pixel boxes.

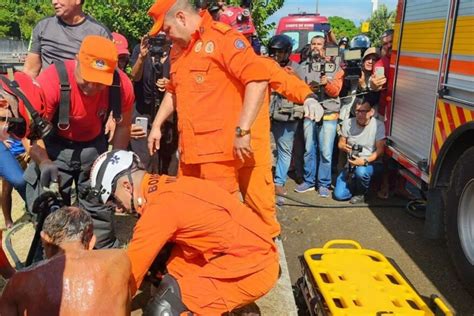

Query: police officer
[268,35,306,197]
[25,36,134,249]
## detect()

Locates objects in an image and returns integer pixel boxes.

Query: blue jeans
[272,121,299,186]
[0,142,26,200]
[302,119,317,186]
[316,119,338,188]
[334,163,383,200]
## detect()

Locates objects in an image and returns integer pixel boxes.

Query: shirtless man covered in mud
[0,206,132,315]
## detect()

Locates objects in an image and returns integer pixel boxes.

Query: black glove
[39,160,59,189]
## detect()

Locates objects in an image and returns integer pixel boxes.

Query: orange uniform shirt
[167,12,269,165]
[127,173,277,294]
[244,57,313,167]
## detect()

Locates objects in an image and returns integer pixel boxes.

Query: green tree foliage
[83,0,154,48]
[364,4,396,47]
[0,1,52,39]
[1,0,284,45]
[328,16,358,41]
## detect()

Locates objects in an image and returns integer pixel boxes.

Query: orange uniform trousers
[168,246,279,315]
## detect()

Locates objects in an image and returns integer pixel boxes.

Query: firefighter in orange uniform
[147,0,269,195]
[89,150,279,315]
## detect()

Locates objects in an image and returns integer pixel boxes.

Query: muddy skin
[0,245,132,316]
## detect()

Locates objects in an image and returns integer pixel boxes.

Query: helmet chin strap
[127,170,136,214]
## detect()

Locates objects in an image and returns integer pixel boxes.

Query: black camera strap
[54,60,122,129]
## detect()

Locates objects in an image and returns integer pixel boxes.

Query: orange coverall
[127,174,279,315]
[239,57,313,237]
[168,11,269,194]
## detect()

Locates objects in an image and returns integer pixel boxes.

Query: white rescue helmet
[89,150,140,204]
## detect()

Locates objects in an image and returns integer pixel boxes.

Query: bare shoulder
[91,249,131,270]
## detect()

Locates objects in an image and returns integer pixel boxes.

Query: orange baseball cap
[148,0,177,36]
[78,35,118,86]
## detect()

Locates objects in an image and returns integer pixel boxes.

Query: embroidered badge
[234,39,246,50]
[205,41,215,54]
[194,41,203,53]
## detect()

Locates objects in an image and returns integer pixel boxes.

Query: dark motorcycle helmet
[267,34,293,66]
[350,34,371,51]
[338,36,349,47]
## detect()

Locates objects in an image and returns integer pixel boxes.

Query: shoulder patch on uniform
[234,39,246,50]
[212,22,233,34]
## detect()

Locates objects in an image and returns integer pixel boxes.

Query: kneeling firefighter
[88,150,279,315]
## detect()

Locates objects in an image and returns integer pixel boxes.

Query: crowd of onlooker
[269,28,407,205]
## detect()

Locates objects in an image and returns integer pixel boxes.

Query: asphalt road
[278,179,474,315]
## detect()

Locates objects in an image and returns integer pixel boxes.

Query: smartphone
[375,66,385,77]
[135,117,148,136]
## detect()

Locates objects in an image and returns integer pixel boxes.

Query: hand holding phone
[134,117,148,138]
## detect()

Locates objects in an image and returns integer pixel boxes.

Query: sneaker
[294,182,315,193]
[350,195,366,204]
[275,185,287,196]
[318,186,330,198]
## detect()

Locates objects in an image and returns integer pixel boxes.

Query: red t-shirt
[36,60,134,142]
[374,56,390,116]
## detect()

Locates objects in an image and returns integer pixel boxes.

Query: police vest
[300,56,342,114]
[270,61,304,122]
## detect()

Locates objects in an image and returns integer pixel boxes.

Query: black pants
[130,113,178,176]
[24,135,120,249]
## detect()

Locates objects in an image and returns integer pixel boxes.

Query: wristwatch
[235,127,251,137]
[363,158,369,167]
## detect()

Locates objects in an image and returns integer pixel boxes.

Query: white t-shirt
[341,117,386,159]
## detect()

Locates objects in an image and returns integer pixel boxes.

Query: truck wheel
[445,147,474,296]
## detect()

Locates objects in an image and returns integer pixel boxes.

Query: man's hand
[369,75,386,91]
[105,115,116,142]
[156,78,170,92]
[148,124,162,155]
[39,160,58,189]
[139,35,150,59]
[131,124,147,139]
[234,134,252,162]
[348,157,365,167]
[344,144,352,154]
[309,81,320,93]
[320,75,328,86]
[358,71,366,89]
[303,97,324,122]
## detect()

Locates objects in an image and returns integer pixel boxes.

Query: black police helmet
[338,37,349,46]
[268,34,293,65]
[350,34,371,50]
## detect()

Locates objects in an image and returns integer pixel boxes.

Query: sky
[266,0,398,26]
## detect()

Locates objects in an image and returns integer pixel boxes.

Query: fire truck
[275,12,330,61]
[387,0,474,295]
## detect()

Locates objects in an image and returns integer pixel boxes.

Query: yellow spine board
[303,240,441,316]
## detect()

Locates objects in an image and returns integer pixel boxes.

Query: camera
[308,47,339,76]
[347,143,363,174]
[149,34,171,60]
[343,49,363,81]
